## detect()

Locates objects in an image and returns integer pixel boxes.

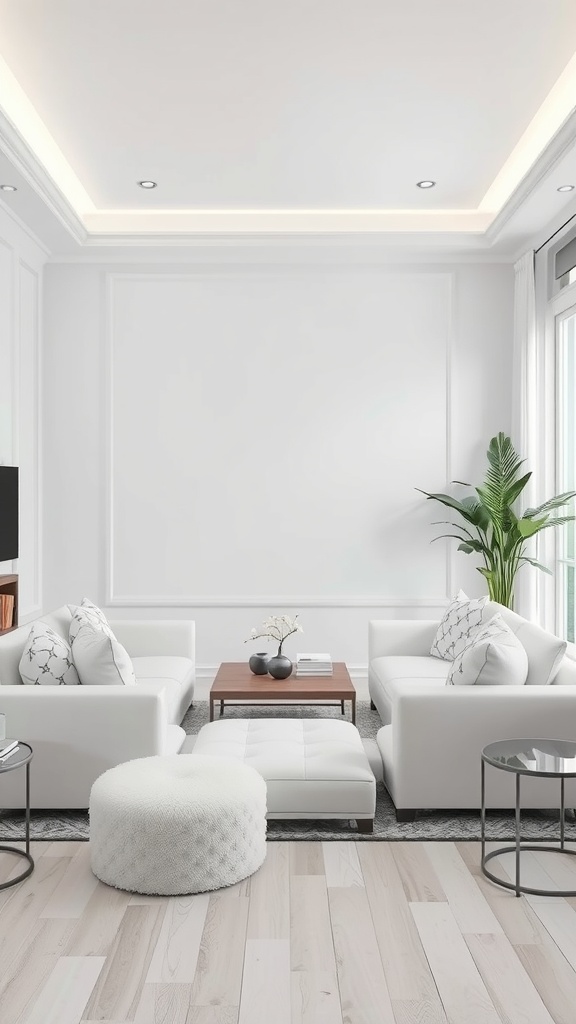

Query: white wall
[43,256,513,676]
[0,203,45,621]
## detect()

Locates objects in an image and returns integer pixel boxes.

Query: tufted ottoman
[89,754,267,895]
[189,719,376,832]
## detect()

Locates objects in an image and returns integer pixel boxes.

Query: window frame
[548,279,576,639]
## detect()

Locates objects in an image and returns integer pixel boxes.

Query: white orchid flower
[244,613,302,651]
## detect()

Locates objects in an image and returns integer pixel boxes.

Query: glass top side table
[481,738,576,898]
[0,741,34,890]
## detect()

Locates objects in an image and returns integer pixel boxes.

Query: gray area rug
[1,700,574,842]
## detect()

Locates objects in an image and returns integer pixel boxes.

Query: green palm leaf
[460,495,491,530]
[416,489,484,526]
[536,514,576,531]
[418,431,576,609]
[524,492,576,517]
[519,556,552,575]
[477,433,525,528]
[516,516,550,538]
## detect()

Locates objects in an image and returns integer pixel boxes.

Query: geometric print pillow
[430,590,489,661]
[446,613,528,686]
[19,622,80,685]
[69,598,115,643]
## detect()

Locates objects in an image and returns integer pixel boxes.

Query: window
[559,267,576,289]
[556,307,576,641]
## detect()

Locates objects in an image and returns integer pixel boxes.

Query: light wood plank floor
[1,840,576,1023]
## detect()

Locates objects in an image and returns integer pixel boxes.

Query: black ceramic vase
[267,653,293,680]
[249,652,270,675]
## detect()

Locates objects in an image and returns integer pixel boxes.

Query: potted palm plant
[419,432,576,609]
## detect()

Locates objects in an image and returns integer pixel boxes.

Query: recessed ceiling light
[416,180,436,189]
[557,184,575,192]
[0,184,17,192]
[138,180,157,189]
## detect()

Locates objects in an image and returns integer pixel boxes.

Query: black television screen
[0,467,18,561]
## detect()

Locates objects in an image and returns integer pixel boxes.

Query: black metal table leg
[481,743,576,898]
[0,744,34,890]
[480,757,486,865]
[25,761,30,857]
[557,778,561,851]
[515,773,521,897]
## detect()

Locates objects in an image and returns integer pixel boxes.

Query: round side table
[0,741,34,890]
[481,738,576,898]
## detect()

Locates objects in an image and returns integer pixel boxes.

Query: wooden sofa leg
[356,819,374,834]
[395,809,417,823]
[370,700,376,711]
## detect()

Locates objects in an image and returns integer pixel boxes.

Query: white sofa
[369,603,576,819]
[0,606,195,808]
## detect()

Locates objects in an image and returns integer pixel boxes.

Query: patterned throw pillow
[71,621,136,686]
[446,614,528,686]
[430,590,489,661]
[69,598,115,643]
[20,622,80,685]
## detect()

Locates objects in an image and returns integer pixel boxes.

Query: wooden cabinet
[0,574,18,634]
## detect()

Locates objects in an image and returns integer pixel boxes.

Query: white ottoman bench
[89,754,267,895]
[189,719,376,833]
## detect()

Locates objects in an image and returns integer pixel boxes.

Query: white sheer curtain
[512,250,539,620]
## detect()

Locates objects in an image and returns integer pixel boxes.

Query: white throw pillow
[72,621,136,686]
[446,614,528,686]
[20,622,80,686]
[430,590,489,661]
[69,598,115,643]
[485,601,567,685]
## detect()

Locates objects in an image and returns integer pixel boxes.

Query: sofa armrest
[109,619,195,661]
[0,683,168,755]
[0,684,171,808]
[369,620,439,659]
[384,683,576,808]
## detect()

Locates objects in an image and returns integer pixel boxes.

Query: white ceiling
[0,0,576,252]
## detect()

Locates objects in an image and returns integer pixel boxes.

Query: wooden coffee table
[210,662,356,724]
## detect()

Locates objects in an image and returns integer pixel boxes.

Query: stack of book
[296,653,333,677]
[0,594,14,631]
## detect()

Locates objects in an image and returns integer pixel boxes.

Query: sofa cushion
[486,602,567,685]
[0,624,32,685]
[40,606,73,638]
[446,614,528,687]
[19,622,80,686]
[551,654,576,685]
[430,591,489,661]
[132,656,194,721]
[131,656,193,684]
[371,655,449,703]
[72,622,136,686]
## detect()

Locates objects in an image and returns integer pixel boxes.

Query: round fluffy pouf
[89,754,267,895]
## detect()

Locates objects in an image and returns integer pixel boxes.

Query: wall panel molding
[17,258,42,618]
[0,204,45,615]
[104,268,455,608]
[0,239,16,465]
[106,594,450,609]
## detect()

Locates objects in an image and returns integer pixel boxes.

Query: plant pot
[249,652,270,675]
[267,654,293,680]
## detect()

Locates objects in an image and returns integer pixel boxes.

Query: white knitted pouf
[89,754,267,895]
